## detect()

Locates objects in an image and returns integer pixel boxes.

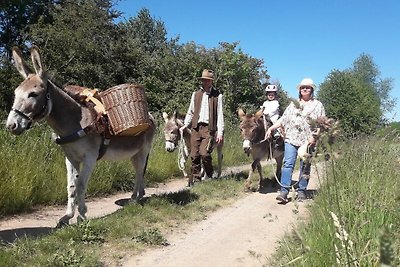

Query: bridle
[165,132,179,147]
[11,83,52,129]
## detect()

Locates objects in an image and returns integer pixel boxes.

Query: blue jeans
[280,142,311,193]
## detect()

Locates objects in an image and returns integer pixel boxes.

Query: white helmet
[265,84,278,92]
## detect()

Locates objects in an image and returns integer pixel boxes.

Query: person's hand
[216,135,223,144]
[266,127,273,139]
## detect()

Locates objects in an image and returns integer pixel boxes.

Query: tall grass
[269,137,400,266]
[0,121,247,216]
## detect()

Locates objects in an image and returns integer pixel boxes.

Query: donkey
[298,116,340,163]
[238,108,284,191]
[6,46,156,227]
[162,111,223,178]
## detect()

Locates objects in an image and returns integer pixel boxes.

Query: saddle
[64,85,111,136]
[64,85,112,160]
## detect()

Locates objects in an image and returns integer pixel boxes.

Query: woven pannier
[100,84,150,136]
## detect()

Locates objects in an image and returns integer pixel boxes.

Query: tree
[318,54,395,137]
[0,0,55,59]
[28,0,121,88]
[318,69,381,137]
[352,54,395,116]
[1,5,274,123]
[211,42,269,122]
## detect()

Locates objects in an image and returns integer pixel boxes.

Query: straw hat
[199,69,214,80]
[297,78,316,90]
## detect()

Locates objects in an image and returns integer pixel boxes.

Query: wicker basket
[100,84,150,136]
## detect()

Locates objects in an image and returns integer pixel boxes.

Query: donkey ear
[255,108,264,119]
[172,110,177,120]
[12,47,31,79]
[162,112,169,122]
[30,46,45,77]
[238,108,245,120]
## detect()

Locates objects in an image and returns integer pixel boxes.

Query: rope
[268,140,304,189]
[177,130,186,171]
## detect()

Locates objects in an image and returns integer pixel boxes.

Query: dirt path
[0,161,323,266]
[125,165,321,267]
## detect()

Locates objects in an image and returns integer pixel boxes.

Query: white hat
[297,78,316,90]
[265,84,278,92]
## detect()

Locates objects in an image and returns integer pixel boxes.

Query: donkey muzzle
[242,139,251,153]
[165,141,176,152]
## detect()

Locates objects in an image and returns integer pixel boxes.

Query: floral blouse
[279,99,325,147]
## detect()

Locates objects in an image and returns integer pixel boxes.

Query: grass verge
[268,137,400,266]
[0,177,246,266]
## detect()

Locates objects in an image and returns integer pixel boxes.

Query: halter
[11,91,52,129]
[165,137,178,145]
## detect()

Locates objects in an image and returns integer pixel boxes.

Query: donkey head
[6,46,52,135]
[162,111,182,152]
[238,108,266,152]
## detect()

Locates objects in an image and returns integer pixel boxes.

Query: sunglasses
[300,86,313,90]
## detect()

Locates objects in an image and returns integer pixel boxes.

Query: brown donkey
[238,108,284,191]
[6,47,156,227]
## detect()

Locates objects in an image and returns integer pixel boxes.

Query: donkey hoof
[77,215,86,223]
[56,220,69,229]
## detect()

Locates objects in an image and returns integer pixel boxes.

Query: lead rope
[177,130,186,171]
[268,141,303,189]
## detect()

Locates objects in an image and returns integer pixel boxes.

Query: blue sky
[116,0,400,121]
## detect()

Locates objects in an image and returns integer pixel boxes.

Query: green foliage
[0,59,20,111]
[1,4,270,124]
[270,137,400,266]
[72,220,106,244]
[318,53,391,137]
[50,246,86,267]
[318,70,380,136]
[29,0,121,89]
[211,42,269,121]
[0,125,67,215]
[376,121,400,139]
[380,225,396,265]
[133,228,168,246]
[0,0,54,58]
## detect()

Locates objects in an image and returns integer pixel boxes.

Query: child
[262,85,281,139]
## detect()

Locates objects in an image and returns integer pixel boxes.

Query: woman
[266,78,325,203]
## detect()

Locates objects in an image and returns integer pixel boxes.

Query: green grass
[0,122,248,216]
[1,123,400,266]
[268,137,400,266]
[0,178,246,266]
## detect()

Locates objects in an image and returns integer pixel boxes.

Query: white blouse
[279,99,325,146]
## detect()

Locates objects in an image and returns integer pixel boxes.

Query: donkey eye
[28,92,39,98]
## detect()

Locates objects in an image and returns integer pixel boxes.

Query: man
[180,69,224,186]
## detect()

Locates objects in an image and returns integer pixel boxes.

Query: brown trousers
[190,123,214,180]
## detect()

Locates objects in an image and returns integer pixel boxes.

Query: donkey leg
[256,161,264,190]
[131,150,149,202]
[75,157,97,222]
[57,157,80,228]
[245,159,259,191]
